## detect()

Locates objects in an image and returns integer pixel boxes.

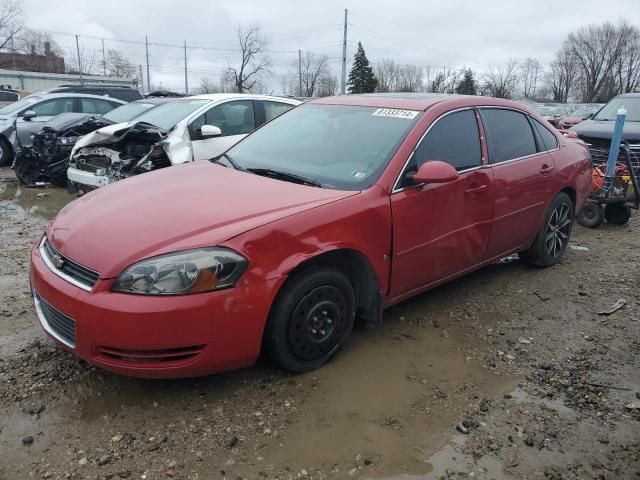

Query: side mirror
[412,160,459,185]
[200,124,222,138]
[22,110,36,120]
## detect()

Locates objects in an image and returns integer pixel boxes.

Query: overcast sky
[20,0,640,93]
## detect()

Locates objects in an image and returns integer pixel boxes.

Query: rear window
[480,109,537,163]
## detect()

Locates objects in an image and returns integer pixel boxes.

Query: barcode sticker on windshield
[372,108,419,119]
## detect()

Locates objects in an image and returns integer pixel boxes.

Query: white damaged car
[67,93,300,194]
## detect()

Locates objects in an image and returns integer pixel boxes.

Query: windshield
[132,99,209,130]
[569,106,597,118]
[593,97,640,121]
[103,101,161,123]
[227,104,421,190]
[0,95,41,115]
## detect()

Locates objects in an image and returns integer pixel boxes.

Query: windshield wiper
[211,152,244,171]
[247,168,322,187]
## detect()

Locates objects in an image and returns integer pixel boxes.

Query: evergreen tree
[347,42,378,94]
[455,69,477,95]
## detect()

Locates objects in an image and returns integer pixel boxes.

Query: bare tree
[0,0,22,51]
[13,29,63,56]
[295,51,330,97]
[613,23,640,94]
[196,76,235,94]
[567,21,632,102]
[482,59,519,98]
[397,64,424,92]
[101,48,136,78]
[316,74,338,97]
[429,68,460,93]
[520,57,542,98]
[547,45,578,103]
[65,44,99,75]
[225,24,270,93]
[375,59,399,92]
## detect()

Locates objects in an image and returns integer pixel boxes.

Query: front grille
[96,345,205,364]
[76,155,110,173]
[41,238,99,290]
[34,292,76,347]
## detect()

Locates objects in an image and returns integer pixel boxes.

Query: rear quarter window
[480,109,537,163]
[532,118,559,151]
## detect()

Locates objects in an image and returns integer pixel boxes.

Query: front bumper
[30,241,283,378]
[67,167,111,188]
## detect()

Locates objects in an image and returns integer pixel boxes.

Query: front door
[189,100,256,161]
[16,97,75,147]
[390,108,494,295]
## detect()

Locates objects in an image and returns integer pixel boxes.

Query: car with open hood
[13,97,177,187]
[66,94,301,194]
[0,92,124,167]
[30,93,591,378]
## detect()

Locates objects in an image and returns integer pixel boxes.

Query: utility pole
[101,39,106,76]
[340,8,348,94]
[75,35,83,85]
[145,35,150,93]
[138,64,144,92]
[298,49,302,96]
[184,41,188,94]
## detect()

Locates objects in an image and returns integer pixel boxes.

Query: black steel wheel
[577,202,604,228]
[264,266,356,373]
[604,203,631,225]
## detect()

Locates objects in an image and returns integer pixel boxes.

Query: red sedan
[30,94,591,378]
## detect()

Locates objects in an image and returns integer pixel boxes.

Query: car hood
[41,112,113,133]
[71,121,163,154]
[570,119,640,140]
[47,161,359,278]
[560,116,582,124]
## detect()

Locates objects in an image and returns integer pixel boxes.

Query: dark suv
[43,85,143,103]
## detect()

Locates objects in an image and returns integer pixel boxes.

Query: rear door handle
[540,164,554,174]
[464,184,488,195]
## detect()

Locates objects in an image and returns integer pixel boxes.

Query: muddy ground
[0,166,638,480]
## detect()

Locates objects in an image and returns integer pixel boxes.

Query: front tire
[0,138,12,167]
[264,266,356,373]
[520,192,574,267]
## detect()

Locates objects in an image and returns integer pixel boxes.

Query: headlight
[112,247,247,295]
[57,135,79,145]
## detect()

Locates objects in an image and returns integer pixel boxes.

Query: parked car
[30,94,591,378]
[0,93,125,166]
[0,86,30,107]
[13,97,176,187]
[571,94,640,150]
[67,94,300,194]
[40,84,143,102]
[558,104,603,130]
[534,104,573,127]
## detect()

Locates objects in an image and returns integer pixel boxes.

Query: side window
[531,118,559,151]
[480,109,537,163]
[190,100,255,139]
[263,101,294,122]
[31,98,74,116]
[0,91,18,102]
[400,109,481,188]
[80,98,117,114]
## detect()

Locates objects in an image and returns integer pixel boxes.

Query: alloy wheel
[545,202,572,258]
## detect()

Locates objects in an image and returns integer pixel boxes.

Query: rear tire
[604,204,631,225]
[577,202,604,228]
[520,192,574,267]
[0,138,13,167]
[264,266,356,373]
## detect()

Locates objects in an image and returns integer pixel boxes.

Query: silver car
[0,93,125,166]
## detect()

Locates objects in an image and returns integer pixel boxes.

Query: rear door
[390,108,494,295]
[479,108,556,257]
[189,99,255,160]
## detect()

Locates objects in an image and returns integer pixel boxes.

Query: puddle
[0,177,74,219]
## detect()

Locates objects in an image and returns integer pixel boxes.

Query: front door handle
[464,184,488,195]
[540,164,554,175]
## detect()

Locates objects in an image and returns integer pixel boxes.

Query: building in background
[0,42,65,74]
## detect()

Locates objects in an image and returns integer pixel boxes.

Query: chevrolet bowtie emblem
[51,254,64,269]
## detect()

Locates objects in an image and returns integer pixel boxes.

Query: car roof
[619,93,640,98]
[186,93,300,103]
[310,93,531,112]
[131,97,175,105]
[25,92,127,103]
